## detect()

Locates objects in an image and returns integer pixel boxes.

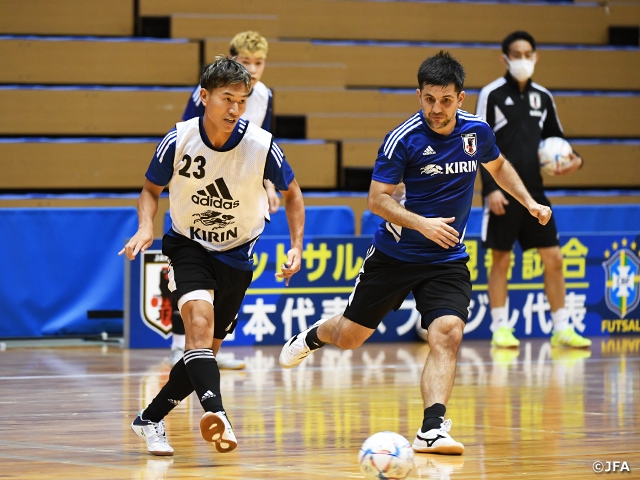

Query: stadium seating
[0,37,199,85]
[143,0,639,45]
[0,0,638,236]
[0,138,337,190]
[206,39,640,91]
[0,0,134,36]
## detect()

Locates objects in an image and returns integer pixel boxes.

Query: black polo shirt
[476,73,564,197]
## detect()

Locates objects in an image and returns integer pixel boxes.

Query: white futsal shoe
[279,319,327,368]
[216,352,246,370]
[200,411,238,453]
[170,348,245,370]
[412,418,464,455]
[131,413,174,456]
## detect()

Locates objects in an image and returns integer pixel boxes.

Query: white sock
[551,308,570,332]
[490,306,508,332]
[171,333,185,350]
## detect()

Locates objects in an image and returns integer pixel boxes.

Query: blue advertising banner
[125,231,640,348]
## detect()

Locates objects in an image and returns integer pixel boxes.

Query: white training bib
[167,117,271,252]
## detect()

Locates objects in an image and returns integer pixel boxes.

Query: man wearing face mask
[476,31,590,349]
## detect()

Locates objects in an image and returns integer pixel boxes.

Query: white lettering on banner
[566,292,587,332]
[321,297,349,319]
[464,293,489,334]
[524,292,552,335]
[242,298,277,342]
[281,297,316,339]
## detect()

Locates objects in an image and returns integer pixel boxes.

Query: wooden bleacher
[0,37,199,85]
[0,0,134,36]
[0,0,638,225]
[342,139,640,190]
[0,139,337,190]
[141,0,638,45]
[205,39,640,91]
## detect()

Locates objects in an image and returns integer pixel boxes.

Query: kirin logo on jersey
[529,92,541,110]
[191,178,240,209]
[461,133,477,157]
[420,164,443,176]
[602,245,640,319]
[193,211,234,230]
[141,251,172,339]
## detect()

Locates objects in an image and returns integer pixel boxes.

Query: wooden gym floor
[0,337,638,479]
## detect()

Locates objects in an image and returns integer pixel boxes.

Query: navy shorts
[343,246,472,330]
[162,233,252,339]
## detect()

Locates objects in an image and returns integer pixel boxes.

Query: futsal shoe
[550,326,592,348]
[200,411,238,453]
[216,352,246,370]
[279,318,327,368]
[412,418,465,455]
[491,325,520,348]
[131,413,174,456]
[168,347,184,367]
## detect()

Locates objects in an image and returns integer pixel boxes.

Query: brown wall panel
[262,63,347,88]
[0,39,199,85]
[0,141,338,190]
[0,142,155,189]
[171,14,279,40]
[278,142,337,188]
[0,89,189,135]
[147,0,610,44]
[0,0,134,36]
[343,140,640,189]
[208,40,640,91]
[543,143,640,188]
[307,114,408,140]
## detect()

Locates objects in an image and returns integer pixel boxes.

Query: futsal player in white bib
[172,31,278,369]
[121,56,304,456]
[280,51,551,455]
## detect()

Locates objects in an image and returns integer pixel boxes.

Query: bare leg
[317,314,374,350]
[421,315,464,408]
[538,246,565,312]
[488,249,511,309]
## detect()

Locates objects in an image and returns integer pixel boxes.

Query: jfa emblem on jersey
[529,92,541,110]
[461,133,477,157]
[602,248,640,319]
[141,250,173,338]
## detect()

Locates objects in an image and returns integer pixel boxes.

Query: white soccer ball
[538,137,572,175]
[358,431,414,480]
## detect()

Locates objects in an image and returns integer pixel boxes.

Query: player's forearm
[137,184,160,233]
[368,191,423,231]
[282,181,304,250]
[490,159,536,210]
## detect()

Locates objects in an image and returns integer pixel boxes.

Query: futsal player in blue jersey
[121,56,304,456]
[280,51,551,455]
[171,31,279,369]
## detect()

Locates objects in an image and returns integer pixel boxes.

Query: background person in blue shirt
[279,51,552,456]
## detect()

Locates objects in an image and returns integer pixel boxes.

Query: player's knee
[543,251,564,273]
[492,251,511,272]
[430,317,464,349]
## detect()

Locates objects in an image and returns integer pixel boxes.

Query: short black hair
[417,50,465,93]
[200,55,251,92]
[502,31,536,55]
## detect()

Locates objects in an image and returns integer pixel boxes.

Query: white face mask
[504,55,535,82]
